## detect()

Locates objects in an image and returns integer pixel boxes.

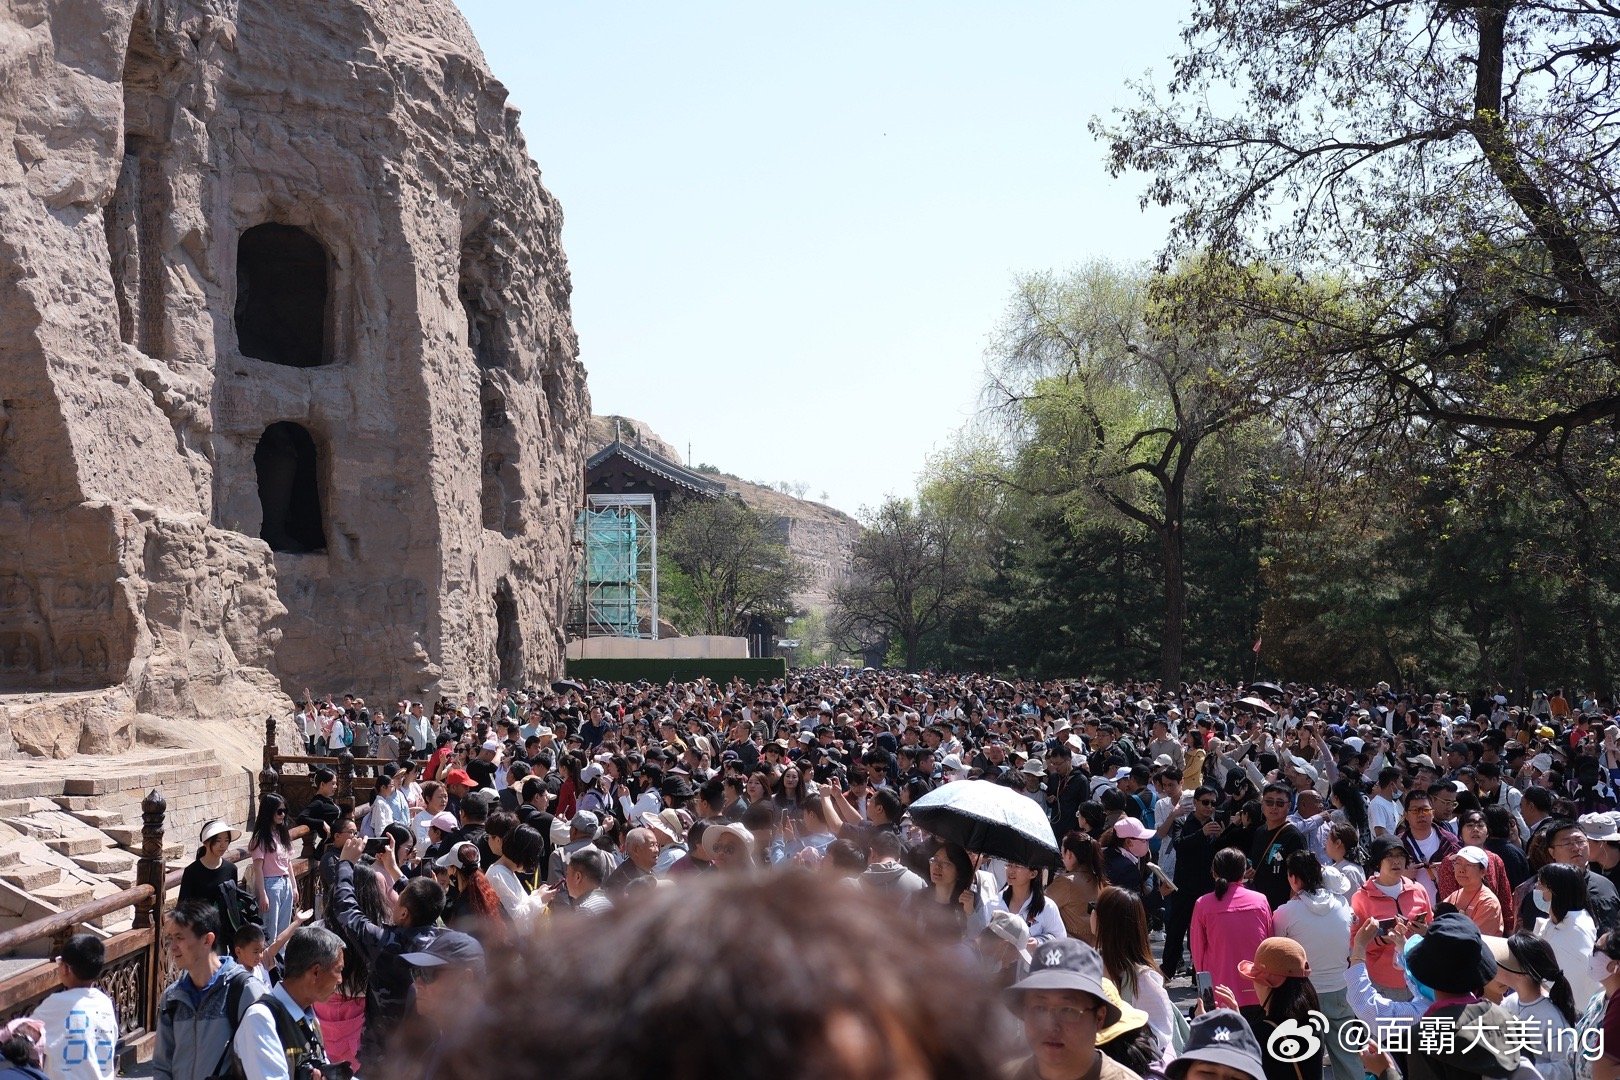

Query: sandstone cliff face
[0,0,587,753]
[586,416,858,613]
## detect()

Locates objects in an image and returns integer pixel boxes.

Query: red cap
[443,769,474,788]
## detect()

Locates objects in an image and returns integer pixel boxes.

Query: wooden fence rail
[0,789,316,1068]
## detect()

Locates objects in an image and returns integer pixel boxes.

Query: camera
[363,837,387,857]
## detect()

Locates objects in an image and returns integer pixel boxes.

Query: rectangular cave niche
[255,421,327,553]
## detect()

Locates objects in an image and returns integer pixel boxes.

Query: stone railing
[0,791,316,1069]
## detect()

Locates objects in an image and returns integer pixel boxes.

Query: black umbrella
[1248,681,1286,700]
[908,780,1060,868]
[552,679,586,695]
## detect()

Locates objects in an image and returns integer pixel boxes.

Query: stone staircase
[0,748,243,941]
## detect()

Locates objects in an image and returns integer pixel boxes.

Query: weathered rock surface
[0,0,588,755]
[586,415,859,613]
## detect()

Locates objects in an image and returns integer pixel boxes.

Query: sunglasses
[1197,799,1216,807]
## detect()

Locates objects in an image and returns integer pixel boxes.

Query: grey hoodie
[861,860,927,893]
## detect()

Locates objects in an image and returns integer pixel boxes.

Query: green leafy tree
[986,261,1290,683]
[661,498,807,636]
[832,495,979,671]
[1096,0,1620,487]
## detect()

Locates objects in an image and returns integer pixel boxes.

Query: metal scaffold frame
[574,493,658,639]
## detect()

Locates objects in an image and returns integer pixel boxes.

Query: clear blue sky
[455,2,1182,518]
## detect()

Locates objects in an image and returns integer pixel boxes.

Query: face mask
[1377,880,1404,898]
[1590,952,1615,986]
[1533,889,1551,914]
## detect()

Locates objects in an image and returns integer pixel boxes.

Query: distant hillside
[587,415,860,613]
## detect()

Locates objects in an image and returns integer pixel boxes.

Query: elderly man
[1003,938,1139,1080]
[232,927,346,1080]
[546,811,600,884]
[605,828,660,892]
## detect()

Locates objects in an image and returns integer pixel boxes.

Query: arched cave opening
[255,422,327,553]
[235,224,331,368]
[495,582,522,688]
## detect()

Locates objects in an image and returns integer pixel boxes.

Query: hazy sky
[455,2,1182,518]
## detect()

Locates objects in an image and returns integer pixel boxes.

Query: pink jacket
[1190,883,1274,1007]
[1349,876,1433,990]
[314,991,366,1070]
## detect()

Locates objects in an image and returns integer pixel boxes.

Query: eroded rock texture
[0,0,588,750]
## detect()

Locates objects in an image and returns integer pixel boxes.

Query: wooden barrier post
[337,750,355,816]
[133,790,166,1035]
[264,714,279,771]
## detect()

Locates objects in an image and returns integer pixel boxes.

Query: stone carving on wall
[0,0,590,741]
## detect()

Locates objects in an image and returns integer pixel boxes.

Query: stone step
[52,796,101,813]
[103,827,183,858]
[45,835,110,857]
[63,761,221,797]
[72,849,139,877]
[0,847,20,871]
[33,879,94,910]
[0,864,62,891]
[0,799,46,818]
[62,808,126,829]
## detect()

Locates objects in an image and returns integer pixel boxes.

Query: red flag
[1252,636,1262,654]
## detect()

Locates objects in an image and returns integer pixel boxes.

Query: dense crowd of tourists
[3,673,1620,1080]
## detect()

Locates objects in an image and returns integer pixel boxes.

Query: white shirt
[233,983,320,1080]
[1536,911,1599,1007]
[32,986,117,1080]
[1007,890,1068,944]
[1123,966,1176,1047]
[486,861,528,916]
[1369,795,1401,837]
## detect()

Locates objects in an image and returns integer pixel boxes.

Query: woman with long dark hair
[1215,936,1323,1080]
[1330,776,1373,855]
[1497,933,1578,1080]
[774,765,810,826]
[317,857,390,1074]
[904,840,977,936]
[1001,862,1064,944]
[1091,885,1176,1050]
[1534,862,1598,1005]
[248,793,296,948]
[1045,832,1106,945]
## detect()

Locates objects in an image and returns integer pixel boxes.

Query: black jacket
[1047,770,1090,834]
[1516,866,1620,933]
[1171,814,1223,895]
[332,859,443,1071]
[1249,822,1307,909]
[297,794,342,843]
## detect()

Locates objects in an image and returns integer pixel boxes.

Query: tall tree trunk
[1508,608,1528,704]
[1160,519,1185,685]
[1572,513,1611,695]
